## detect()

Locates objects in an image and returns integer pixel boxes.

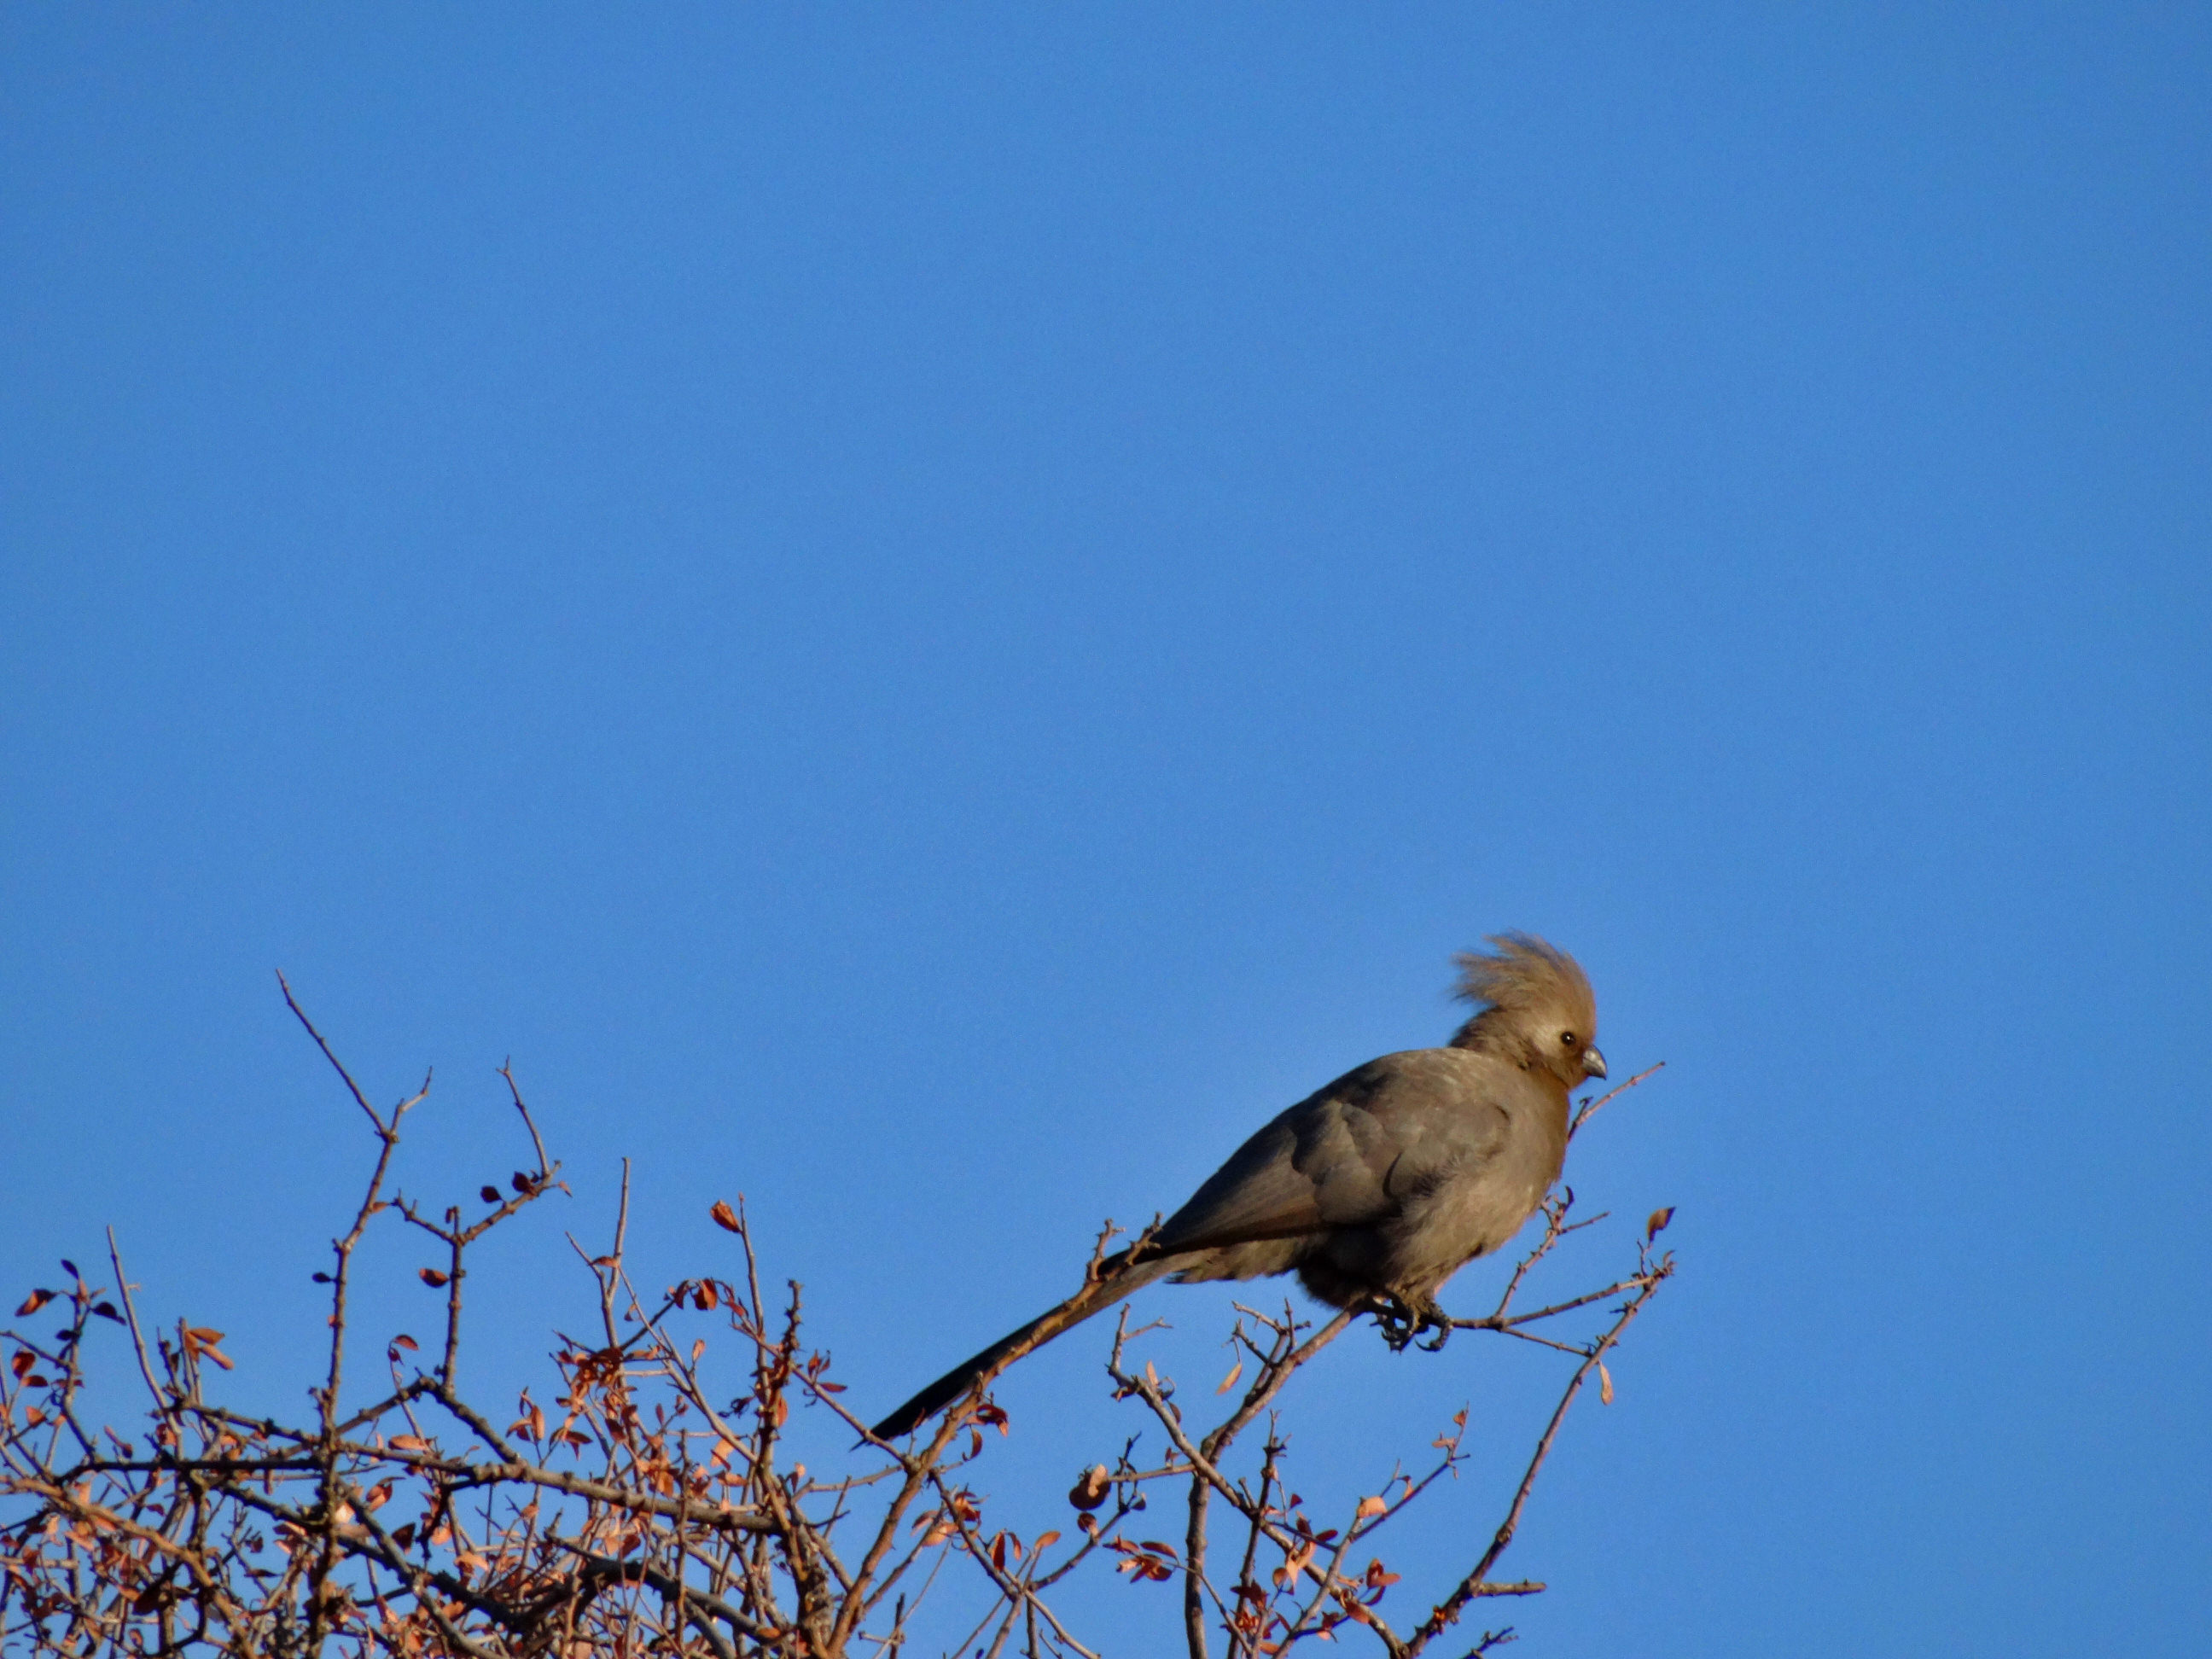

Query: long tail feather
[870,1256,1172,1440]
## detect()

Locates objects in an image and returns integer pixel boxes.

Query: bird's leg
[1406,1290,1451,1352]
[1414,1296,1452,1352]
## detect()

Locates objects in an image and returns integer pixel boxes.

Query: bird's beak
[1581,1046,1607,1080]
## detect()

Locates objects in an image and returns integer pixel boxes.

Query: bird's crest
[1448,933,1596,1049]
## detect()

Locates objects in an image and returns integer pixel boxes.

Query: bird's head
[1447,932,1605,1087]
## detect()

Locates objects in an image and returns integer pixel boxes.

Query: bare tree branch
[1,993,1674,1659]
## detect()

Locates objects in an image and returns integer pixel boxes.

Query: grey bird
[871,934,1605,1440]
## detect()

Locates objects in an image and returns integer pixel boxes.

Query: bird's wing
[1366,1049,1514,1203]
[1150,1115,1325,1250]
[1154,1054,1482,1252]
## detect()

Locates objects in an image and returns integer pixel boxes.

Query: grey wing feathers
[1152,1117,1324,1249]
[1154,1055,1474,1254]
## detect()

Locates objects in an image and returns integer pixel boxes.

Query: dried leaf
[1033,1529,1062,1552]
[1355,1495,1388,1520]
[709,1201,742,1234]
[1598,1361,1615,1406]
[392,1334,419,1352]
[419,1269,450,1288]
[388,1435,434,1452]
[1216,1359,1244,1395]
[1645,1207,1676,1241]
[480,1186,502,1204]
[1069,1464,1111,1511]
[690,1339,707,1364]
[14,1289,54,1317]
[91,1302,122,1323]
[181,1326,235,1366]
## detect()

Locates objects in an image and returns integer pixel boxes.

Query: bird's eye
[1560,1032,1577,1046]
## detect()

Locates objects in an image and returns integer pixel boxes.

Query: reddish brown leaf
[392,1334,418,1352]
[182,1328,236,1371]
[14,1289,54,1318]
[419,1269,450,1288]
[1069,1464,1111,1511]
[1645,1207,1676,1241]
[480,1186,502,1204]
[708,1200,742,1234]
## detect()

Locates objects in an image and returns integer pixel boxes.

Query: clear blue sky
[3,7,2207,1653]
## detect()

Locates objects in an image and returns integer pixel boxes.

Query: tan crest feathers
[1449,933,1597,1045]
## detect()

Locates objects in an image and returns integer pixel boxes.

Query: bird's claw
[1372,1295,1452,1353]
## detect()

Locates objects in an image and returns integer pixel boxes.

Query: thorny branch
[2,993,1674,1658]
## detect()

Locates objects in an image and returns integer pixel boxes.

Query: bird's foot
[1372,1293,1452,1353]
